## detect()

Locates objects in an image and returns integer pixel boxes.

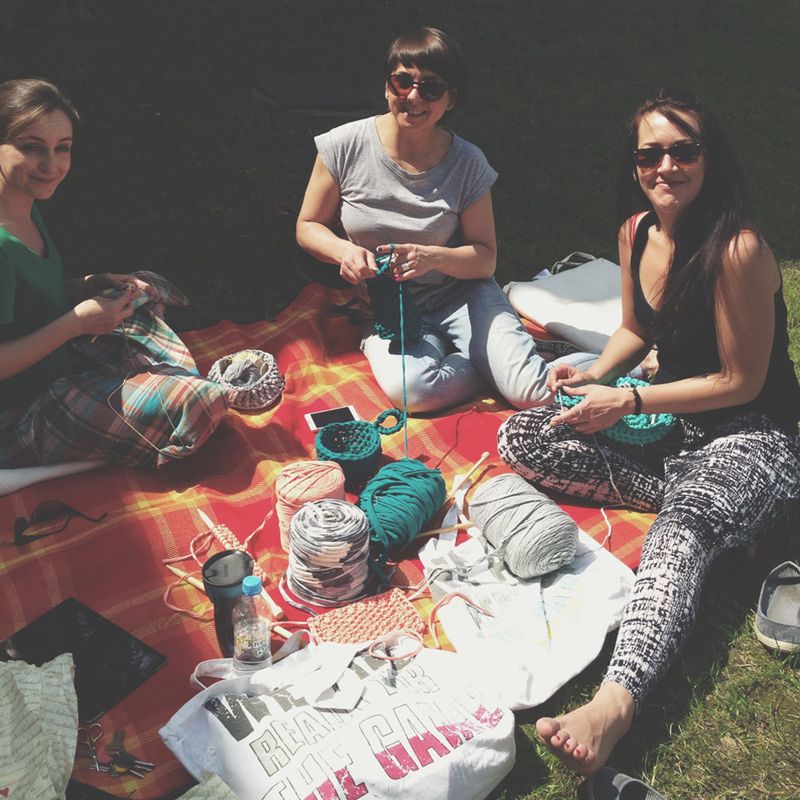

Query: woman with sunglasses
[296,27,586,412]
[0,79,226,468]
[498,88,800,774]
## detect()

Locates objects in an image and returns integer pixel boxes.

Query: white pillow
[504,258,621,353]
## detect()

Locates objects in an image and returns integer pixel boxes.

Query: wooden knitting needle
[197,509,286,622]
[444,451,491,502]
[416,521,474,539]
[165,563,293,640]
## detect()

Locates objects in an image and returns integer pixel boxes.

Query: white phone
[304,405,360,431]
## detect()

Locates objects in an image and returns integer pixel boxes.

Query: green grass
[2,3,799,798]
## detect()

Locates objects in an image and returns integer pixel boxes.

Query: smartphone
[0,598,166,722]
[305,405,360,431]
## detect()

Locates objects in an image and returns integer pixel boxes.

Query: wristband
[630,385,642,415]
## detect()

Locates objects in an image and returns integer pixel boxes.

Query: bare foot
[535,682,635,775]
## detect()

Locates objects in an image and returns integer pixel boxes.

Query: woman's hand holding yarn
[376,242,433,282]
[551,384,631,434]
[72,290,136,336]
[546,363,598,394]
[339,243,378,285]
[84,272,156,300]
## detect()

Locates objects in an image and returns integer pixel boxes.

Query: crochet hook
[444,450,491,502]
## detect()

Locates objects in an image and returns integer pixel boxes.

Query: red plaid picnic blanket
[0,284,653,798]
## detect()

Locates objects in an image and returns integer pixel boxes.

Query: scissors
[77,722,103,772]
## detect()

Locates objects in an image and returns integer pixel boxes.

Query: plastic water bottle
[232,576,273,673]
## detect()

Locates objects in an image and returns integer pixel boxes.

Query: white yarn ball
[470,473,578,578]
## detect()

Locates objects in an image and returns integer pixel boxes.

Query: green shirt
[0,205,84,409]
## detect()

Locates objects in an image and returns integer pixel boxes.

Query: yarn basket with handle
[275,461,346,552]
[315,408,405,486]
[557,376,676,445]
[358,458,446,581]
[469,472,578,579]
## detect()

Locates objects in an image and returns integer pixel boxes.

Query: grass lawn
[3,2,798,798]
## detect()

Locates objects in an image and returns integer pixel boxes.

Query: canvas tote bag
[161,642,515,800]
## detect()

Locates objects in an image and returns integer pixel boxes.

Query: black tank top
[630,212,800,432]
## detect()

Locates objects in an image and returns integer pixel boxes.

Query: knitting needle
[197,509,287,622]
[444,451,491,502]
[164,563,292,640]
[416,521,474,539]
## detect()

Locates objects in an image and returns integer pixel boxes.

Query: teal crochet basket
[556,377,676,445]
[315,409,405,485]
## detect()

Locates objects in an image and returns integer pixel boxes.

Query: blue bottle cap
[242,575,262,596]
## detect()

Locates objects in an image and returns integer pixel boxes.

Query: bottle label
[233,623,270,662]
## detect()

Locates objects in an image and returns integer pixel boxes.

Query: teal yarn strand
[359,458,446,580]
[556,376,676,445]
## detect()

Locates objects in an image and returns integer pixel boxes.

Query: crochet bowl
[557,376,676,445]
[315,409,404,485]
[207,349,284,411]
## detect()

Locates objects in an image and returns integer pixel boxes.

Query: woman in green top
[0,78,226,468]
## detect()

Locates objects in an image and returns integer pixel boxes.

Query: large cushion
[504,258,621,353]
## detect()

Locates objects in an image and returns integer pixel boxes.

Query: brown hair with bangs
[384,27,466,108]
[0,78,80,143]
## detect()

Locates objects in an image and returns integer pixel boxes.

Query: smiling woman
[0,78,227,469]
[295,27,595,413]
[498,88,800,777]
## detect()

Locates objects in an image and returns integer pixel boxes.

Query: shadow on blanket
[0,284,654,799]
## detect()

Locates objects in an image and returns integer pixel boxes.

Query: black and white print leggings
[498,407,800,713]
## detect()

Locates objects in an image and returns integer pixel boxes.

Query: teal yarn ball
[359,458,446,576]
[556,377,676,445]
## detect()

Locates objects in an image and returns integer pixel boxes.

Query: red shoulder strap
[628,212,648,245]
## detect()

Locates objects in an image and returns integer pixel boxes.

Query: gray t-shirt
[315,116,498,294]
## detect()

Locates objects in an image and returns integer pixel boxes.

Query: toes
[536,716,561,743]
[562,737,577,755]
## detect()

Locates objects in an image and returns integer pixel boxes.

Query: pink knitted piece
[308,588,425,644]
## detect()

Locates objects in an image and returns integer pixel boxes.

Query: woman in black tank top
[497,88,800,780]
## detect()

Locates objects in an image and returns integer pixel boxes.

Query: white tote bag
[161,643,515,800]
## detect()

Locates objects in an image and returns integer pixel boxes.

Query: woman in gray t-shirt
[296,27,584,413]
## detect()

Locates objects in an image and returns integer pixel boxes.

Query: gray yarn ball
[470,473,578,579]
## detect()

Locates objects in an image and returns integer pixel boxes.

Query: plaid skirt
[0,272,227,469]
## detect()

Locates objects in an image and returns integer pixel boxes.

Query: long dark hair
[616,88,756,343]
[0,78,79,143]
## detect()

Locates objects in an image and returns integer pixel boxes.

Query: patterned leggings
[498,407,800,712]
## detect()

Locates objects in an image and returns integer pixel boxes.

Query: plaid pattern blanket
[0,284,654,798]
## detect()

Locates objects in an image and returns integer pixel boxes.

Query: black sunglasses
[14,501,107,546]
[387,72,448,102]
[634,141,703,169]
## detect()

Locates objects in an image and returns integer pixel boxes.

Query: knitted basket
[315,408,404,485]
[207,349,284,410]
[557,376,676,445]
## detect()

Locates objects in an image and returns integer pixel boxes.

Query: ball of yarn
[359,458,446,573]
[287,499,371,607]
[469,473,578,579]
[275,461,346,552]
[207,349,284,410]
[556,376,676,445]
